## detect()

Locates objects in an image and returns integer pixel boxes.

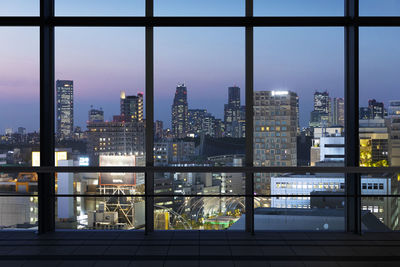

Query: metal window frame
[0,0,399,234]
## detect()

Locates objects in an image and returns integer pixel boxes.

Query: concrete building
[88,106,104,123]
[120,91,143,122]
[254,90,298,194]
[270,173,399,229]
[86,120,145,166]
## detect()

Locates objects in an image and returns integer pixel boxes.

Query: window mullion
[145,0,154,234]
[38,0,55,234]
[245,0,254,234]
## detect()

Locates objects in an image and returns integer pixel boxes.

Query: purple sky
[0,2,400,133]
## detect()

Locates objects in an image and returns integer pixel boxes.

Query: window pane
[154,27,245,166]
[155,0,244,16]
[0,196,38,230]
[360,0,400,16]
[0,1,39,16]
[254,27,344,176]
[360,172,399,231]
[55,0,144,16]
[0,27,40,162]
[254,0,343,16]
[360,28,400,168]
[254,173,345,231]
[55,27,145,167]
[155,196,245,230]
[56,196,145,230]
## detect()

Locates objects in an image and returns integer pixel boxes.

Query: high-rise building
[154,120,164,140]
[17,127,26,135]
[120,91,144,122]
[202,113,216,137]
[368,99,385,119]
[360,107,371,120]
[254,90,298,194]
[224,86,242,138]
[56,80,74,139]
[88,106,104,123]
[310,91,331,127]
[389,100,400,117]
[171,84,188,139]
[314,91,330,114]
[333,97,345,126]
[188,109,207,136]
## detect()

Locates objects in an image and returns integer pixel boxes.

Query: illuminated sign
[32,151,68,166]
[99,155,136,185]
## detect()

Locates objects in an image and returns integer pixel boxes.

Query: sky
[0,1,400,132]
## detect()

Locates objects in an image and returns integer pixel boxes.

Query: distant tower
[56,80,74,139]
[120,91,144,122]
[368,99,384,119]
[171,83,188,139]
[310,91,331,127]
[224,86,241,137]
[333,97,344,126]
[88,106,104,123]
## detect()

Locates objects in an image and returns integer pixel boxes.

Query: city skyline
[1,5,400,132]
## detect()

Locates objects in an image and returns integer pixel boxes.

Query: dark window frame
[0,0,400,234]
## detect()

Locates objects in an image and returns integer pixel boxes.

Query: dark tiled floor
[0,231,400,266]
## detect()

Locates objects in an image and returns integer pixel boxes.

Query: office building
[369,99,385,119]
[86,120,145,166]
[224,86,242,138]
[120,91,144,122]
[188,109,207,136]
[270,174,398,229]
[88,106,104,123]
[310,91,331,127]
[154,120,164,140]
[254,90,298,194]
[56,80,74,139]
[332,97,344,126]
[171,84,188,138]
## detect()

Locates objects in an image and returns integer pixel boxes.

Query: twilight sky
[0,1,400,132]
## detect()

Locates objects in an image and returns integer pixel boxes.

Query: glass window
[0,1,39,16]
[55,27,145,167]
[154,27,245,167]
[55,0,145,16]
[155,0,244,16]
[254,0,343,16]
[360,0,400,16]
